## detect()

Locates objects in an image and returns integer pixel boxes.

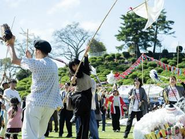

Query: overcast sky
[0,0,185,67]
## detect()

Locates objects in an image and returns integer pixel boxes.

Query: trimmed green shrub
[122,52,130,59]
[160,58,168,64]
[147,62,157,68]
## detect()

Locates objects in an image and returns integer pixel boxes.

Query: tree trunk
[153,26,158,54]
[135,43,140,58]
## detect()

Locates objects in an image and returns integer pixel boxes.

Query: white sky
[0,0,185,68]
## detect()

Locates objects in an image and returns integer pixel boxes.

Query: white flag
[91,65,97,75]
[133,0,164,30]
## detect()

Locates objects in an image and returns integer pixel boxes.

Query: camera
[1,24,13,42]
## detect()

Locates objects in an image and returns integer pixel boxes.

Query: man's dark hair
[9,79,17,84]
[2,82,8,87]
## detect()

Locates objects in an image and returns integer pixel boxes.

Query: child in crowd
[0,89,5,139]
[5,98,22,139]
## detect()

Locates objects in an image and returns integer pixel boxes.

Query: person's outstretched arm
[6,36,21,66]
[83,46,91,75]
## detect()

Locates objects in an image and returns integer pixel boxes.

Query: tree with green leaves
[53,22,90,60]
[115,10,174,57]
[116,13,152,58]
[89,39,107,56]
[148,10,175,53]
[16,69,31,81]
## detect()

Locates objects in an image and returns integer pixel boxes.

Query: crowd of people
[0,36,184,139]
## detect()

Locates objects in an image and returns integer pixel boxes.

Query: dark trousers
[59,104,73,136]
[124,111,143,136]
[5,134,18,139]
[102,112,106,131]
[111,106,120,131]
[76,113,90,139]
[72,88,92,139]
[45,117,52,137]
[52,110,58,132]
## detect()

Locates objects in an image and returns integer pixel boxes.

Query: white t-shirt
[132,89,140,112]
[3,88,21,111]
[91,79,96,110]
[21,57,63,109]
[113,96,119,106]
[168,86,180,102]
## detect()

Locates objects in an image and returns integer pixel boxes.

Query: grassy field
[18,122,134,139]
[46,125,133,139]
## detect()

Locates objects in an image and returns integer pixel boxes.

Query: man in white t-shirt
[6,36,63,139]
[3,79,21,111]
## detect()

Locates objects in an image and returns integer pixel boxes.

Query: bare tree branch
[53,22,91,60]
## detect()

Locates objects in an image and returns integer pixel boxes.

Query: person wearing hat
[5,36,63,139]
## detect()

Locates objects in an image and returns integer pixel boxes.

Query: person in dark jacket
[68,47,92,139]
[124,78,148,138]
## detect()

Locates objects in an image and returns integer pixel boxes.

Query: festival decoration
[107,71,117,85]
[91,65,102,86]
[91,66,97,75]
[133,105,185,139]
[149,69,161,83]
[116,54,184,80]
[131,0,165,30]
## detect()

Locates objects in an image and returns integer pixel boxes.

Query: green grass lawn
[18,122,134,139]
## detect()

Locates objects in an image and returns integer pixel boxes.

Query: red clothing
[105,95,126,117]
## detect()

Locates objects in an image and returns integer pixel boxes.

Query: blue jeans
[75,117,80,134]
[89,110,99,139]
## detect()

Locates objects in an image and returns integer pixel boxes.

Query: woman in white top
[163,76,185,105]
[124,78,148,138]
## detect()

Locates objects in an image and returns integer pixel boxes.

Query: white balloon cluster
[106,71,117,85]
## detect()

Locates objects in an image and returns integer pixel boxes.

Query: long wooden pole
[142,54,144,84]
[71,0,118,83]
[26,29,29,51]
[0,17,16,85]
[177,42,179,69]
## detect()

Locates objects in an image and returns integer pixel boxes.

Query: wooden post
[177,42,179,68]
[26,29,29,51]
[71,0,118,84]
[142,54,144,84]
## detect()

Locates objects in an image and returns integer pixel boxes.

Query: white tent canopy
[118,84,164,98]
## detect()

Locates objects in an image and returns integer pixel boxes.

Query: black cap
[34,40,52,54]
